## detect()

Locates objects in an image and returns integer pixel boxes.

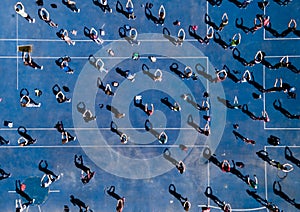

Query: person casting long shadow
[55,121,76,144]
[163,27,178,46]
[241,104,259,120]
[204,13,219,30]
[0,167,10,180]
[273,181,300,209]
[233,130,256,145]
[110,121,128,144]
[116,0,135,20]
[38,160,59,180]
[235,18,252,34]
[285,146,300,168]
[273,99,300,119]
[134,95,154,116]
[161,97,181,111]
[144,3,159,24]
[118,25,140,45]
[232,48,253,66]
[142,64,163,82]
[197,122,210,136]
[106,186,125,212]
[106,186,122,200]
[188,25,206,44]
[77,102,97,122]
[181,94,206,111]
[206,0,222,7]
[187,115,202,133]
[217,96,241,109]
[204,186,231,211]
[213,32,228,49]
[256,150,294,172]
[116,67,136,82]
[222,65,240,83]
[194,63,214,82]
[20,88,41,108]
[15,180,34,207]
[52,84,71,103]
[17,126,36,146]
[70,195,89,211]
[163,148,186,174]
[264,22,281,38]
[229,160,245,180]
[106,105,125,119]
[93,0,113,13]
[246,189,281,211]
[74,155,95,184]
[145,119,168,144]
[62,0,80,13]
[169,184,191,211]
[202,147,221,168]
[0,135,9,145]
[97,77,114,96]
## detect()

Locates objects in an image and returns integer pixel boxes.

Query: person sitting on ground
[89,27,104,44]
[58,29,75,45]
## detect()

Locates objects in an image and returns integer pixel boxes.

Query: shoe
[66,98,71,103]
[32,19,35,23]
[72,41,75,46]
[73,136,76,141]
[40,66,44,70]
[77,9,80,13]
[135,95,142,100]
[109,8,112,13]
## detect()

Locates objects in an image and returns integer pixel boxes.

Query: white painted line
[264,55,300,58]
[0,144,208,148]
[207,158,210,207]
[0,38,199,42]
[0,56,209,59]
[265,145,300,148]
[264,37,300,41]
[16,14,19,90]
[263,65,266,130]
[49,190,60,193]
[0,127,200,131]
[264,127,300,130]
[197,205,266,211]
[264,146,268,202]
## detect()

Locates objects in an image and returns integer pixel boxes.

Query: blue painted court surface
[0,0,300,211]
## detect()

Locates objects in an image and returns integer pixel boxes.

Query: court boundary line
[0,38,201,42]
[16,14,19,90]
[263,145,300,211]
[0,127,203,131]
[264,146,268,207]
[8,190,60,193]
[0,144,209,148]
[264,55,300,58]
[265,145,300,148]
[0,56,209,59]
[263,2,300,41]
[263,55,300,130]
[197,204,266,211]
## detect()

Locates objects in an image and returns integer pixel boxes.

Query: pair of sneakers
[29,18,36,23]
